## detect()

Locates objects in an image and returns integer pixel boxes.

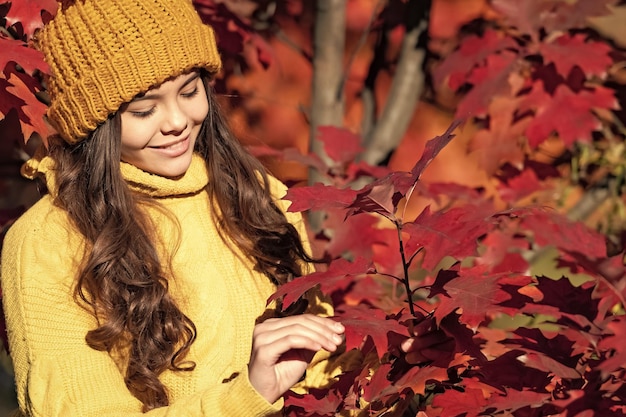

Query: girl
[1,0,349,415]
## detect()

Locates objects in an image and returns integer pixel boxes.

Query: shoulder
[4,195,74,247]
[2,195,83,285]
[264,174,301,219]
[264,172,288,198]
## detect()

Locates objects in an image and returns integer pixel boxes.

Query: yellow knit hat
[36,0,222,143]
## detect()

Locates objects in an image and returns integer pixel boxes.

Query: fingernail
[333,334,343,344]
[400,339,411,351]
[334,322,345,332]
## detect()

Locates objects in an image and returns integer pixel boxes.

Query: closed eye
[130,108,156,118]
[182,86,199,98]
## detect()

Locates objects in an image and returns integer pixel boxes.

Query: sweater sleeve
[0,199,282,417]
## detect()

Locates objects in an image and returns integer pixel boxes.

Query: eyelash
[132,108,155,118]
[182,87,199,98]
[130,86,200,118]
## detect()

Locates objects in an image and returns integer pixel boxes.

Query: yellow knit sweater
[1,154,345,417]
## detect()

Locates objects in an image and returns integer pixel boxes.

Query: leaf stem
[396,221,417,317]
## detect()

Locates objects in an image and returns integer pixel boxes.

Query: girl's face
[120,71,209,178]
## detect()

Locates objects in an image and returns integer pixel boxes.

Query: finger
[410,317,435,336]
[254,323,343,356]
[404,338,456,364]
[405,350,430,364]
[254,316,344,351]
[253,317,343,342]
[425,338,456,358]
[259,314,345,335]
[252,333,333,366]
[400,331,452,353]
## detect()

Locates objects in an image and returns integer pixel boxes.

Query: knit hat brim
[37,0,222,143]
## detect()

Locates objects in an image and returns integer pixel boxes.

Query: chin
[160,161,193,178]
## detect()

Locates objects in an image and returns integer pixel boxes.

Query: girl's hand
[400,316,455,366]
[248,314,345,404]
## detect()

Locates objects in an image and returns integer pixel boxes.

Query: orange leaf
[5,72,49,142]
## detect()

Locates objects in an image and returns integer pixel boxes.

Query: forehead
[134,71,201,99]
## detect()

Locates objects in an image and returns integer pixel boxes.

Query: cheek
[190,98,209,124]
[120,117,154,150]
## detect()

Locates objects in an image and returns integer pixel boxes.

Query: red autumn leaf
[561,253,626,307]
[476,230,530,271]
[246,144,282,158]
[523,276,599,323]
[248,145,328,174]
[336,304,406,357]
[194,1,247,56]
[4,0,57,39]
[317,126,364,165]
[321,209,396,262]
[268,257,375,308]
[521,351,581,379]
[485,389,551,413]
[339,276,388,310]
[346,121,460,221]
[0,77,27,118]
[409,119,461,182]
[283,183,357,212]
[435,29,517,89]
[403,205,490,271]
[538,34,612,79]
[518,208,607,259]
[248,33,274,69]
[370,229,402,277]
[5,71,49,141]
[362,363,448,403]
[346,171,413,221]
[425,182,485,203]
[345,160,391,182]
[470,96,529,175]
[597,317,626,374]
[502,0,616,37]
[511,328,583,370]
[193,1,274,67]
[390,364,449,397]
[284,388,343,416]
[430,387,489,417]
[0,37,49,74]
[360,363,392,403]
[546,0,619,32]
[431,265,533,329]
[497,167,545,203]
[521,82,618,148]
[491,0,559,36]
[0,109,23,159]
[455,51,521,119]
[476,236,529,278]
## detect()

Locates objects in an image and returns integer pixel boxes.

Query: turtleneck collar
[23,152,209,198]
[120,153,209,197]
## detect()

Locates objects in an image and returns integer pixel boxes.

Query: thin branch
[361,0,431,166]
[567,187,610,222]
[377,272,408,284]
[274,29,313,62]
[339,0,386,96]
[396,221,417,317]
[308,0,347,229]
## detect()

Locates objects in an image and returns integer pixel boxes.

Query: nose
[161,102,187,135]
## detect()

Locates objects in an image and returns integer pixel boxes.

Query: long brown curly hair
[47,72,311,411]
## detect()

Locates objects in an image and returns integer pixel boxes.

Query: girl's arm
[0,199,289,417]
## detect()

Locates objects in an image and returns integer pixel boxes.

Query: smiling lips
[150,136,190,157]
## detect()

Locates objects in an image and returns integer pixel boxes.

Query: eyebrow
[131,73,201,102]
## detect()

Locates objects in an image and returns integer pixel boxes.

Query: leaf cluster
[433,0,626,249]
[269,123,626,417]
[2,1,626,416]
